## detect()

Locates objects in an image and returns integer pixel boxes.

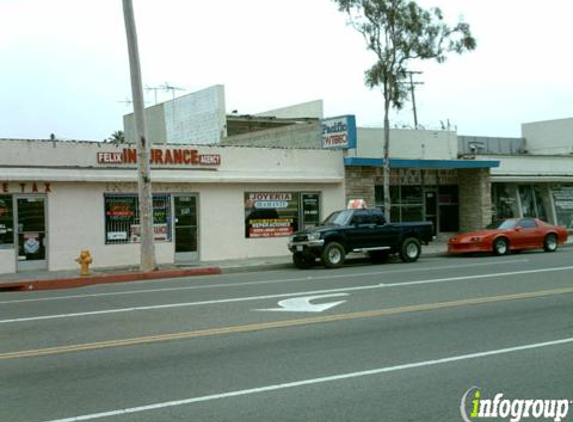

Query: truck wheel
[368,250,389,264]
[292,252,314,269]
[399,238,421,263]
[493,238,509,256]
[544,233,558,252]
[321,242,345,268]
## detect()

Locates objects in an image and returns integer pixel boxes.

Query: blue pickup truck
[288,208,434,269]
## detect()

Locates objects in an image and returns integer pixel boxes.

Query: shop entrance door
[174,195,198,262]
[15,196,47,271]
[424,190,438,235]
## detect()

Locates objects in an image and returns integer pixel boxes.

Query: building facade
[0,140,344,274]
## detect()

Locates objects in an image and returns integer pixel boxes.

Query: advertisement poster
[552,186,573,228]
[130,224,170,242]
[245,192,298,238]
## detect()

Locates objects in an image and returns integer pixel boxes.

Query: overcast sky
[1,0,571,141]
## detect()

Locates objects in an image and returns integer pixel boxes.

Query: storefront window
[492,184,519,221]
[104,194,171,244]
[245,192,298,238]
[552,186,573,228]
[0,195,14,246]
[301,193,320,230]
[401,206,423,222]
[519,185,549,222]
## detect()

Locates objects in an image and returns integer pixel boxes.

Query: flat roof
[344,157,500,169]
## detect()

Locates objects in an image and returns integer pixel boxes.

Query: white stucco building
[0,140,344,274]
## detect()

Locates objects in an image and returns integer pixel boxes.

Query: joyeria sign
[97,148,221,167]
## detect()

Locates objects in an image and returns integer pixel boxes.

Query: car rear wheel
[544,233,558,252]
[399,238,421,263]
[292,252,314,269]
[493,238,509,256]
[321,242,345,268]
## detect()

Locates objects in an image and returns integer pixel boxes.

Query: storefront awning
[344,157,500,169]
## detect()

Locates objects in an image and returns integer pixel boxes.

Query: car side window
[518,219,537,229]
[350,210,372,225]
[371,209,386,225]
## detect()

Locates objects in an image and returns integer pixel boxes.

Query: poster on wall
[552,186,573,228]
[130,224,170,242]
[244,192,298,238]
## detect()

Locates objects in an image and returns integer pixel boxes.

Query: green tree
[333,0,476,220]
[107,130,125,144]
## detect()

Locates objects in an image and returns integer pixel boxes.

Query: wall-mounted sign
[321,115,357,150]
[97,148,221,167]
[1,182,52,194]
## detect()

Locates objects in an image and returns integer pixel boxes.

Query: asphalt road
[1,249,572,422]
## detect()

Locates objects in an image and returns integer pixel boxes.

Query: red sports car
[448,218,569,256]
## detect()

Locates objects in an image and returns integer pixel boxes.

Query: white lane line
[0,259,529,305]
[37,336,573,422]
[1,265,572,325]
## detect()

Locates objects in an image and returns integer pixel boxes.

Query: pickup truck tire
[292,252,314,269]
[399,238,421,263]
[321,242,345,268]
[368,250,389,263]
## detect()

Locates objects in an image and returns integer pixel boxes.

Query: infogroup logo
[461,387,571,422]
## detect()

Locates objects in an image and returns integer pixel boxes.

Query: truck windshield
[323,210,353,226]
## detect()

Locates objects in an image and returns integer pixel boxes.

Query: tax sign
[321,115,357,150]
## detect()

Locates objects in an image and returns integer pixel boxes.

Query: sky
[0,0,572,141]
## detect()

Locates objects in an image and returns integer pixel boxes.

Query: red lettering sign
[97,148,221,167]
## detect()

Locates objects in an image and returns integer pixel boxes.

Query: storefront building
[488,155,573,228]
[0,140,344,274]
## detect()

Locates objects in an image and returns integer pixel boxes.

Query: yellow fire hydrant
[75,250,93,276]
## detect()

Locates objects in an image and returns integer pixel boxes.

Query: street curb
[0,267,221,292]
[219,250,450,274]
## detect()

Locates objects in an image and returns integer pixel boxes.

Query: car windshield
[323,210,353,226]
[490,219,518,230]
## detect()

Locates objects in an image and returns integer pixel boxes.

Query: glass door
[424,189,438,235]
[174,195,198,262]
[15,196,47,271]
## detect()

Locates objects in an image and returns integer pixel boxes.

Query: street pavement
[1,248,572,422]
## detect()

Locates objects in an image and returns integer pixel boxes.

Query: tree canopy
[333,0,476,220]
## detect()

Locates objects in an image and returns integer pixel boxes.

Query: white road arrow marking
[256,293,349,313]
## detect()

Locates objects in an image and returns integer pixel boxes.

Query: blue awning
[344,157,500,169]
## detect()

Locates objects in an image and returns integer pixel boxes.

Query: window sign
[0,196,14,246]
[301,193,320,230]
[244,192,300,238]
[104,194,171,244]
[552,186,573,228]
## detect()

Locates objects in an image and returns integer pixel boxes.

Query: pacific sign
[97,148,221,166]
[321,115,357,150]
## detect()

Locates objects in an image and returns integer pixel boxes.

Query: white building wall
[0,140,345,273]
[353,128,458,160]
[46,183,174,271]
[197,183,344,261]
[124,85,227,145]
[0,249,16,274]
[522,118,573,155]
[486,154,573,181]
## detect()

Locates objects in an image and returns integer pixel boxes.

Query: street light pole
[122,0,156,272]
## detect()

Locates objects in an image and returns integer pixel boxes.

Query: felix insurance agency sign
[321,115,357,149]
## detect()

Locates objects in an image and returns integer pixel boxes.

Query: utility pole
[404,71,424,129]
[122,0,156,272]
